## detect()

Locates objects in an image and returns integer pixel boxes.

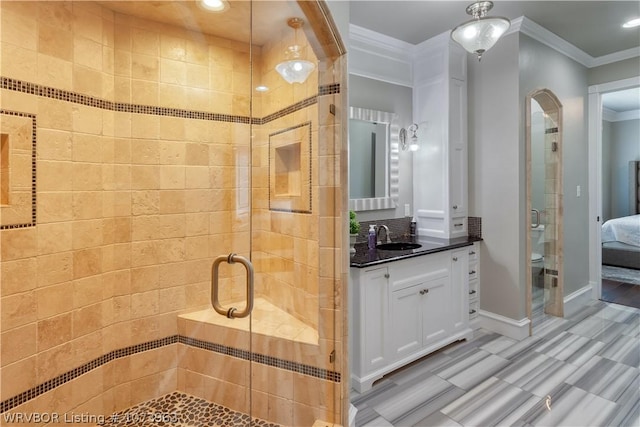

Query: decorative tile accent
[99,392,280,427]
[268,122,312,214]
[468,217,482,239]
[0,110,36,229]
[1,77,339,125]
[355,217,413,242]
[0,334,340,414]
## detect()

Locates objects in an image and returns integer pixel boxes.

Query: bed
[602,161,640,270]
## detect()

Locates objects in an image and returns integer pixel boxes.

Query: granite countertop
[350,235,482,268]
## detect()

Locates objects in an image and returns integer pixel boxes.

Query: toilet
[531,225,545,288]
[531,225,545,263]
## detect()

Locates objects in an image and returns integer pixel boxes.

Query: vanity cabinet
[350,245,477,392]
[412,36,468,239]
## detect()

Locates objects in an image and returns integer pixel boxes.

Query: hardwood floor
[601,278,640,309]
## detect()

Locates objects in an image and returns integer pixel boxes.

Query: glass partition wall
[0,1,347,425]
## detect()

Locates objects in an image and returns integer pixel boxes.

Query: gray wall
[609,119,640,218]
[468,32,524,320]
[349,74,414,222]
[588,57,640,86]
[469,32,590,321]
[519,34,590,299]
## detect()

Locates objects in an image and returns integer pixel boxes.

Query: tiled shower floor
[99,392,280,427]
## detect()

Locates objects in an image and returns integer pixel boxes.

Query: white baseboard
[564,284,594,313]
[478,310,530,340]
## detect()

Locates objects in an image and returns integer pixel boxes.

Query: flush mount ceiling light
[199,0,228,12]
[622,18,640,28]
[451,1,510,61]
[275,18,316,84]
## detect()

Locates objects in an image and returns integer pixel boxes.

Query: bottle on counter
[368,224,377,250]
[410,217,417,236]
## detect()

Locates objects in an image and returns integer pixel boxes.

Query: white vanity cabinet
[412,36,468,239]
[350,245,477,392]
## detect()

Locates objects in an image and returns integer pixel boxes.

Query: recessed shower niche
[269,122,312,213]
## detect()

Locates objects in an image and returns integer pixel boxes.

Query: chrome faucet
[376,224,392,244]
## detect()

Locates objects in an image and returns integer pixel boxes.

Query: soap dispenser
[368,225,377,250]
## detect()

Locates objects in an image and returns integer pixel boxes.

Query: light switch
[404,204,411,216]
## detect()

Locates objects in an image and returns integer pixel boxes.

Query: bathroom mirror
[349,106,399,211]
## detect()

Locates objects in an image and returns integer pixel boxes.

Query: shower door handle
[531,209,540,228]
[211,253,254,319]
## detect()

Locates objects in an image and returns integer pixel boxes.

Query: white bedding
[602,214,640,247]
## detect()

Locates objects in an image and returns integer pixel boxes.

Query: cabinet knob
[469,309,477,315]
[469,290,477,295]
[453,257,458,262]
[469,251,476,255]
[469,270,476,275]
[384,273,390,279]
[453,205,458,210]
[419,289,429,295]
[454,223,463,227]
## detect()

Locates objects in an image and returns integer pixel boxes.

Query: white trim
[591,46,640,68]
[349,24,415,55]
[478,310,530,341]
[588,76,640,301]
[602,107,618,122]
[564,284,593,314]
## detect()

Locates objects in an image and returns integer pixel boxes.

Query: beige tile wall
[1,1,344,425]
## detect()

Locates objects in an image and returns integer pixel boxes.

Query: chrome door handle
[211,253,254,319]
[532,209,540,228]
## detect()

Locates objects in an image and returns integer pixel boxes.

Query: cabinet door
[450,248,469,333]
[449,78,467,218]
[390,284,423,360]
[421,275,450,346]
[361,267,390,373]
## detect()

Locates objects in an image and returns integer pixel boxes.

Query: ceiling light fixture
[275,18,316,84]
[451,1,510,61]
[199,0,228,13]
[622,18,640,28]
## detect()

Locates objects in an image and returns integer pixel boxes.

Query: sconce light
[450,1,510,61]
[400,124,420,151]
[275,18,316,84]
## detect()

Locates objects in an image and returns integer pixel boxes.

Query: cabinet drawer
[469,300,479,319]
[468,245,478,261]
[450,217,467,233]
[468,279,478,300]
[468,262,478,281]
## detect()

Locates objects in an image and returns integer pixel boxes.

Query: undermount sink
[376,242,422,251]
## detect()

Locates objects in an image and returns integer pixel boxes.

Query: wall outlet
[404,204,411,216]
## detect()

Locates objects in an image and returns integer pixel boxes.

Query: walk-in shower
[0,1,348,425]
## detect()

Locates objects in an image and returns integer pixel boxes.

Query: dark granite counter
[350,236,482,268]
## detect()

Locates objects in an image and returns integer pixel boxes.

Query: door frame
[587,75,640,300]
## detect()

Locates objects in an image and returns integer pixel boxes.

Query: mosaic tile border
[268,122,313,214]
[468,216,482,239]
[0,109,37,229]
[0,334,340,414]
[1,77,339,125]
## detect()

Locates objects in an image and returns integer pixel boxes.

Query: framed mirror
[349,106,400,211]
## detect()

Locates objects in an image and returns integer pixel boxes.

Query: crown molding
[603,107,640,122]
[349,24,414,56]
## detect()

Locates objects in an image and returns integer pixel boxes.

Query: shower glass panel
[527,90,564,329]
[0,1,345,426]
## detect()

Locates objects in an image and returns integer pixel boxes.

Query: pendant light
[275,18,316,84]
[451,1,510,61]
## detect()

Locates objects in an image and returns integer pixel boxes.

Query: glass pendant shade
[451,17,510,60]
[450,1,510,61]
[275,45,315,84]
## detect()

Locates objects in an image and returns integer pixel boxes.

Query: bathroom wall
[349,74,413,222]
[0,2,343,424]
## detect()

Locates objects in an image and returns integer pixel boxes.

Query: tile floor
[351,300,640,426]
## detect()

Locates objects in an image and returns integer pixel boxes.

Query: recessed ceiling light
[200,0,228,12]
[622,18,640,28]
